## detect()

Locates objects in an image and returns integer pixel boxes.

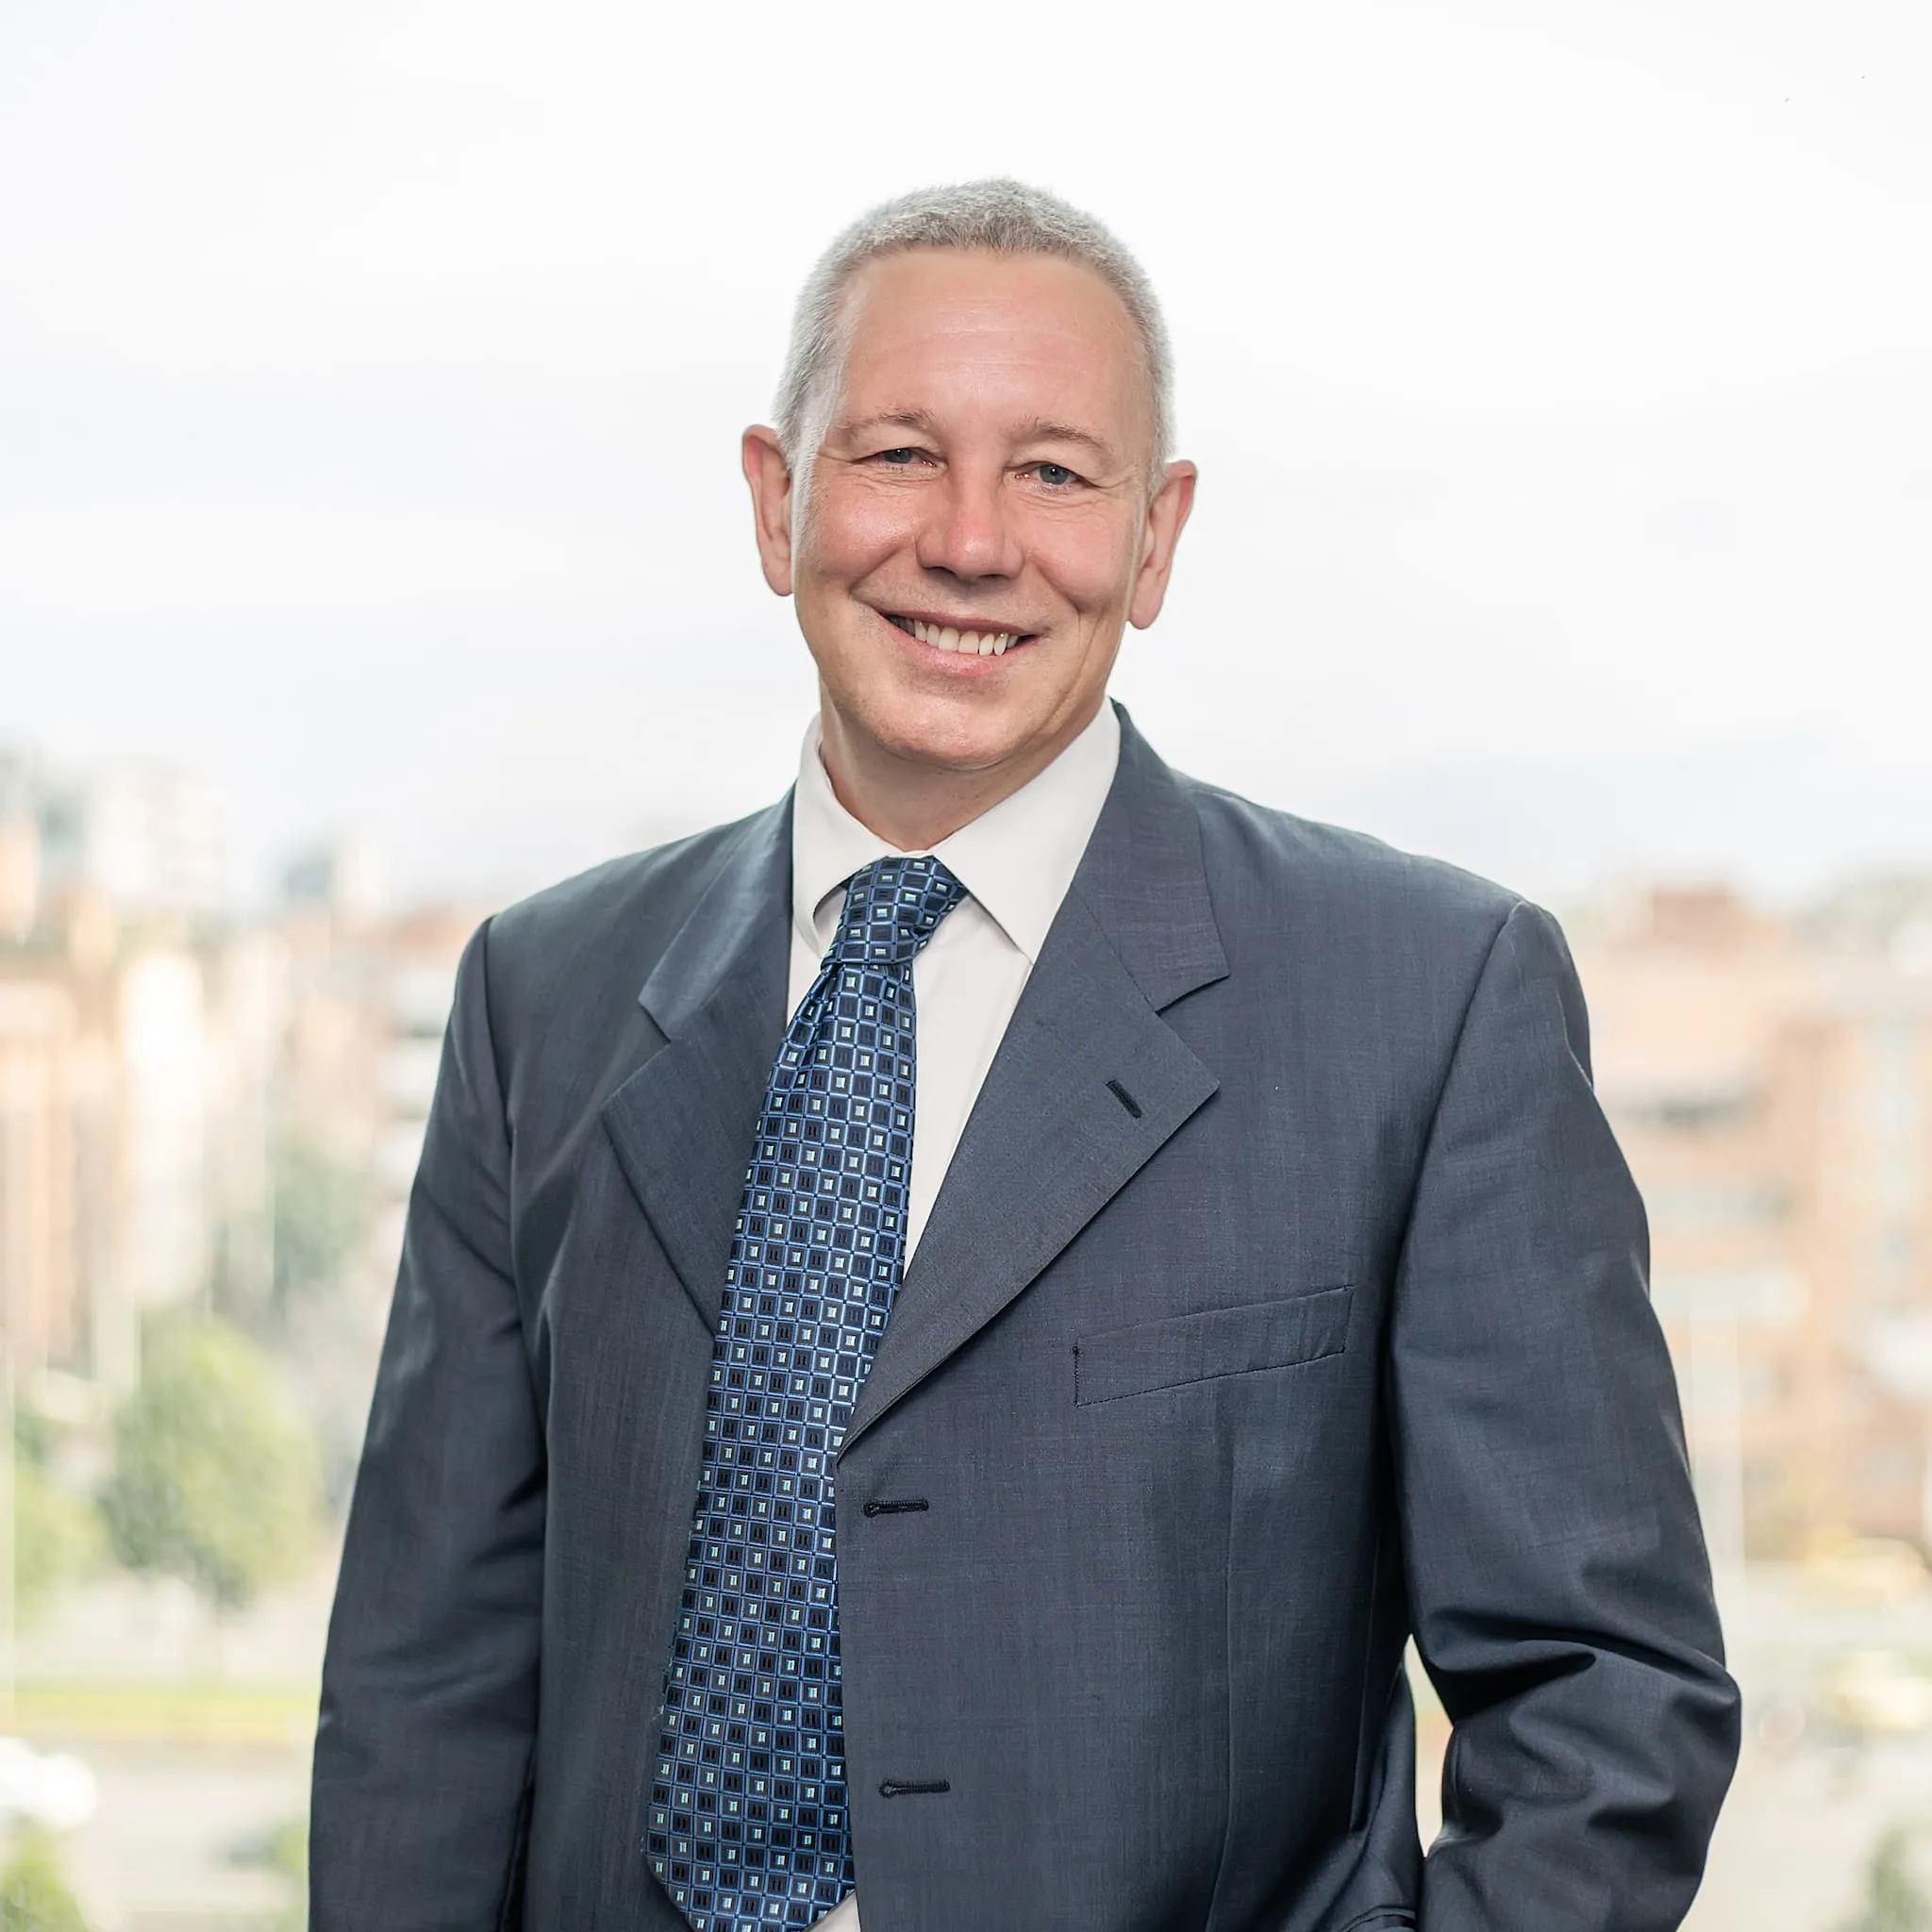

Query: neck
[817,698,1103,851]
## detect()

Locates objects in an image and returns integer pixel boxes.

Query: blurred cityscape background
[6,0,1930,1925]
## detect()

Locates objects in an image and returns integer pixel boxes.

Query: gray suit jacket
[311,708,1739,1930]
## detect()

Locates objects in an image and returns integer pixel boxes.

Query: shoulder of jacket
[1178,774,1529,944]
[476,811,770,1016]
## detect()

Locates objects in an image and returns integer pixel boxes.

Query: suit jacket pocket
[1074,1285,1354,1406]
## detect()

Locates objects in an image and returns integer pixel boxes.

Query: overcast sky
[3,0,1927,908]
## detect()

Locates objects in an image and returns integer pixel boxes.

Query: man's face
[745,248,1194,793]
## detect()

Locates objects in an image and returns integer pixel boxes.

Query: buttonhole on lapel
[861,1498,929,1517]
[1106,1078,1143,1120]
[879,1779,950,1797]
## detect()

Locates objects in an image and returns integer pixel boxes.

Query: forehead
[829,248,1150,444]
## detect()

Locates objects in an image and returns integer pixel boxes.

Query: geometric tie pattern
[648,856,969,1931]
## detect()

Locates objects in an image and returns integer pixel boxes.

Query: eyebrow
[832,408,1124,469]
[1012,418,1120,464]
[833,408,943,441]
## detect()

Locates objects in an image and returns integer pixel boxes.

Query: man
[311,180,1739,1930]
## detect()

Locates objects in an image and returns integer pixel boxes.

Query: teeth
[905,617,1019,655]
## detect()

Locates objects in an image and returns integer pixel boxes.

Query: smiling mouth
[884,613,1035,658]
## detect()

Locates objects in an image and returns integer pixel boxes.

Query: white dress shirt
[787,698,1120,1931]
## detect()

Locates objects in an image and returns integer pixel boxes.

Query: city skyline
[6,711,1931,919]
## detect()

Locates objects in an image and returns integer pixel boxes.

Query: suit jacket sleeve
[310,919,544,1929]
[1392,900,1740,1930]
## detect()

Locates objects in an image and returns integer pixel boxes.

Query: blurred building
[0,974,81,1381]
[36,759,225,924]
[0,756,259,1399]
[1574,881,1932,1559]
[275,838,473,1288]
[283,832,391,934]
[0,900,213,1395]
[0,749,41,941]
[367,907,472,1273]
[240,852,476,1475]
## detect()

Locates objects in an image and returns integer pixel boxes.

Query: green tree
[12,1461,104,1626]
[272,1136,373,1307]
[12,1407,54,1471]
[100,1318,323,1612]
[1842,1828,1932,1932]
[0,1826,91,1932]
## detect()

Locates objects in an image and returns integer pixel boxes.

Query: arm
[311,921,545,1930]
[1393,901,1740,1930]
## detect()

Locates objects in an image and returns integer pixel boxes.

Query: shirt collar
[791,700,1122,964]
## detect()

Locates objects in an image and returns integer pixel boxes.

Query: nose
[912,460,1023,583]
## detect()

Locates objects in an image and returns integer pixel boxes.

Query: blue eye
[877,447,919,464]
[1037,462,1076,487]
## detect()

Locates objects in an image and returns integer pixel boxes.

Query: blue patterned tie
[649,855,969,1930]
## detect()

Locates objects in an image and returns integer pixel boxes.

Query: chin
[860,693,1038,774]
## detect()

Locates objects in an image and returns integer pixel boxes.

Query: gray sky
[3,0,1927,908]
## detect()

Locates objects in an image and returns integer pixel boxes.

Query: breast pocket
[1073,1285,1355,1407]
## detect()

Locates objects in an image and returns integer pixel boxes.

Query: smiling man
[742,240,1191,854]
[311,181,1739,1932]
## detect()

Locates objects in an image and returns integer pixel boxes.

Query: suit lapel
[600,801,791,1333]
[845,711,1228,1450]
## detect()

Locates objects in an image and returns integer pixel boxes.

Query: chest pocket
[1074,1285,1354,1407]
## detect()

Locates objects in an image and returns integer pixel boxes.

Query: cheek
[1028,514,1140,619]
[799,480,918,586]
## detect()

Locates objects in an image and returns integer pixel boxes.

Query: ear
[1127,459,1198,630]
[742,425,796,597]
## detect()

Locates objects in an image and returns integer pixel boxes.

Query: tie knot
[828,855,968,971]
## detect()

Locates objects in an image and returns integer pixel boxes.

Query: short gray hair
[774,178,1174,482]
